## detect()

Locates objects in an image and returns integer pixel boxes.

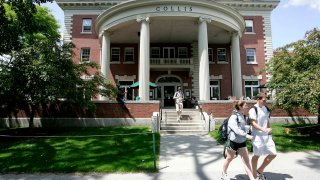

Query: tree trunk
[318,103,320,124]
[28,105,36,128]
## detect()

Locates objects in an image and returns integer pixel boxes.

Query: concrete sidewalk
[1,134,319,180]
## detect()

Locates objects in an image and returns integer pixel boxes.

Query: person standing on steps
[173,86,184,122]
[249,93,277,180]
[221,101,255,180]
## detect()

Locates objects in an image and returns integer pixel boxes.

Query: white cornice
[56,0,280,11]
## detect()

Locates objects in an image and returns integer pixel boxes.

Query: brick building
[56,0,279,107]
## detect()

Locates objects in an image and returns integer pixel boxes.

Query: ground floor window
[244,80,260,99]
[210,80,220,100]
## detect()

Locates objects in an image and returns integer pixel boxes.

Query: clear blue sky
[43,0,320,49]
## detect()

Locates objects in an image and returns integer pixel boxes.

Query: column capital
[137,16,150,23]
[102,30,113,36]
[199,16,212,23]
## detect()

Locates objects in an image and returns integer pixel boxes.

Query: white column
[198,17,211,101]
[231,32,242,98]
[137,17,150,101]
[100,30,111,100]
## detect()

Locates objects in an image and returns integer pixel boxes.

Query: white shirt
[249,104,270,136]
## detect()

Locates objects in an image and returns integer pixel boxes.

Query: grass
[0,127,160,173]
[210,123,320,152]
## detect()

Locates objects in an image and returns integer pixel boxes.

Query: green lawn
[0,127,160,173]
[210,124,320,152]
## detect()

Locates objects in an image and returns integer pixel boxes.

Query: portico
[95,0,245,101]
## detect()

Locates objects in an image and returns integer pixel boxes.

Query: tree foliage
[267,28,320,123]
[0,0,54,54]
[0,4,118,128]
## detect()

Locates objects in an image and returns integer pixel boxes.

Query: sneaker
[177,117,180,122]
[221,172,230,180]
[257,171,267,180]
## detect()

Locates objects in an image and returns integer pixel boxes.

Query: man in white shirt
[249,93,277,180]
[173,87,184,122]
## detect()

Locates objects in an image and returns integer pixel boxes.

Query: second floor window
[178,47,188,58]
[111,48,120,62]
[151,47,160,58]
[82,19,92,33]
[245,20,254,33]
[217,48,226,62]
[246,48,256,63]
[124,47,134,62]
[208,48,214,62]
[81,48,90,62]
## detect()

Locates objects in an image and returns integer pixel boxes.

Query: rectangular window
[246,48,256,63]
[244,80,260,99]
[210,80,220,100]
[81,48,90,62]
[217,48,226,62]
[163,47,175,58]
[178,47,188,58]
[151,47,160,58]
[245,20,254,33]
[82,19,92,33]
[208,48,214,62]
[111,48,120,62]
[124,47,134,62]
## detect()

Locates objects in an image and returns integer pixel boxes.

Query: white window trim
[151,47,160,58]
[209,80,221,100]
[246,48,257,64]
[82,18,92,33]
[178,47,188,58]
[124,47,134,64]
[80,48,90,63]
[245,19,254,34]
[217,48,228,63]
[111,47,120,64]
[208,48,215,64]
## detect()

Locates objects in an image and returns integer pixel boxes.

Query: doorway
[163,86,175,107]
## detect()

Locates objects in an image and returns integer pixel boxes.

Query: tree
[0,0,54,54]
[267,28,320,123]
[0,5,117,128]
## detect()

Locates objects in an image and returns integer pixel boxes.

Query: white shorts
[252,135,277,156]
[175,102,183,112]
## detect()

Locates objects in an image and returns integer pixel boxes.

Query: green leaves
[268,28,320,119]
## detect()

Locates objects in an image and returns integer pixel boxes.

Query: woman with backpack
[221,101,255,180]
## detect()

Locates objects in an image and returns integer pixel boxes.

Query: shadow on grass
[0,127,160,173]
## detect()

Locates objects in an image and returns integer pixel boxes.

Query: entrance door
[163,86,175,107]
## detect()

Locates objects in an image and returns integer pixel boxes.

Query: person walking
[249,93,277,180]
[221,101,255,180]
[173,87,184,122]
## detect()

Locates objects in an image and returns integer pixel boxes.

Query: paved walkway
[1,134,319,180]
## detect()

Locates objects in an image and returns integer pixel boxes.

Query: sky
[43,0,320,49]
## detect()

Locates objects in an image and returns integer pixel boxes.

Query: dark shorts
[228,141,247,152]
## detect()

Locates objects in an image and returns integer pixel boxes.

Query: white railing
[150,58,192,65]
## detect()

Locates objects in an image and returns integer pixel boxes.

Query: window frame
[80,48,90,62]
[209,80,220,100]
[82,18,92,33]
[111,47,120,63]
[208,48,214,63]
[151,47,160,58]
[217,48,227,63]
[178,47,188,58]
[246,48,257,64]
[124,47,134,63]
[245,20,254,33]
[244,80,260,99]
